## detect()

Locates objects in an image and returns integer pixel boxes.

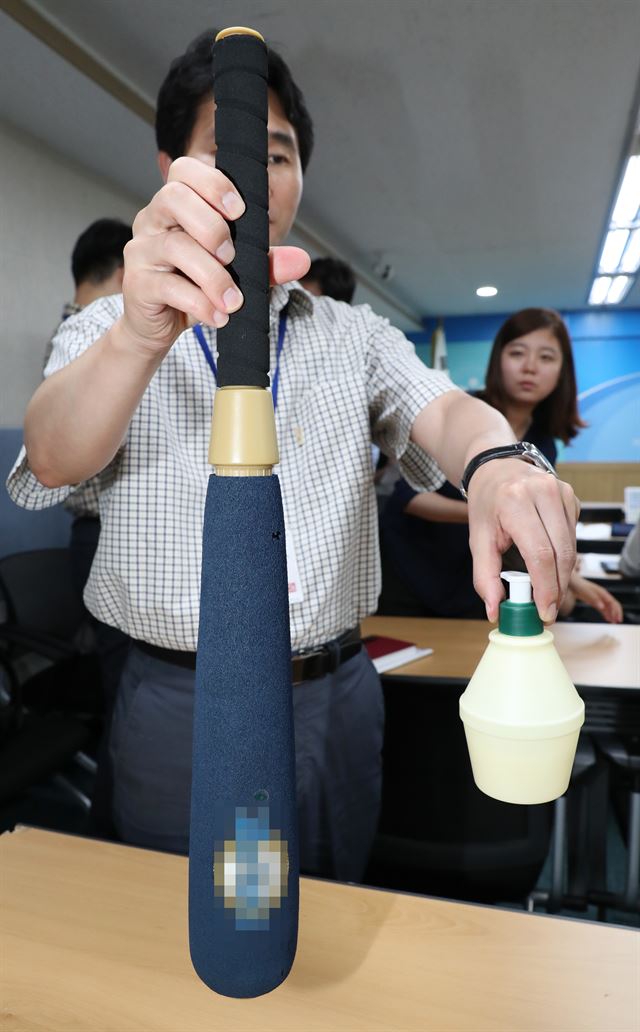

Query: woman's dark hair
[155,30,314,172]
[479,307,587,444]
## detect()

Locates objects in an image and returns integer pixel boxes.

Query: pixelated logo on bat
[213,806,288,930]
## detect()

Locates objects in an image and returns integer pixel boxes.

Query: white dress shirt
[7,284,457,650]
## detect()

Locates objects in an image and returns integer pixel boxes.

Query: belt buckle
[324,638,340,675]
[291,634,346,683]
[292,645,325,684]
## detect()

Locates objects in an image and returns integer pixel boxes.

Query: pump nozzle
[501,571,532,605]
[498,571,542,635]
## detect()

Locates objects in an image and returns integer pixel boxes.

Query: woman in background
[379,307,623,623]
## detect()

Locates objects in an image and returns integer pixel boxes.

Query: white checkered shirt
[7,284,457,650]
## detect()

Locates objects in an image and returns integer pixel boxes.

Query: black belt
[133,627,362,684]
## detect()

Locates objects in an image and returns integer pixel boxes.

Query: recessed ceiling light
[476,286,498,297]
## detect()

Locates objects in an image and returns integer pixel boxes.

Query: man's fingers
[134,181,238,260]
[469,523,505,622]
[156,231,243,314]
[495,482,565,619]
[531,478,577,601]
[269,246,310,285]
[167,156,245,221]
[467,462,580,626]
[134,158,244,255]
[128,269,225,329]
[557,477,580,533]
[565,483,581,528]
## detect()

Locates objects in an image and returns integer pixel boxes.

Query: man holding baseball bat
[8,31,578,881]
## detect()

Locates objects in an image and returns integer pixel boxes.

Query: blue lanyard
[193,309,288,410]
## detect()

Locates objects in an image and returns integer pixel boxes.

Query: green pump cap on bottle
[498,571,544,636]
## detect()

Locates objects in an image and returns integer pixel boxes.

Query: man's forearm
[411,389,577,625]
[25,318,165,487]
[410,391,516,486]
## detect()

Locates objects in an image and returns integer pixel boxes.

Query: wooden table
[1,827,638,1032]
[362,616,640,689]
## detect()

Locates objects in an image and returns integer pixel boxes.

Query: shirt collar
[61,301,83,320]
[270,281,315,318]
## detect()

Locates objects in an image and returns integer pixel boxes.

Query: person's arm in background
[24,158,308,488]
[620,518,640,578]
[561,516,639,622]
[560,569,623,623]
[404,491,468,523]
[410,390,579,624]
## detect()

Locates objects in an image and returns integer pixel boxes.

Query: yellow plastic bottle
[459,571,585,804]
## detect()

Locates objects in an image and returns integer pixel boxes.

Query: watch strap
[460,442,557,499]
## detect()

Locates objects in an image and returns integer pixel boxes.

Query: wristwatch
[459,442,557,500]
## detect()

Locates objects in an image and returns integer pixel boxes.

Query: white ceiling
[2,0,640,328]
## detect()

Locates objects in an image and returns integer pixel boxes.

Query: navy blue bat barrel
[189,476,299,997]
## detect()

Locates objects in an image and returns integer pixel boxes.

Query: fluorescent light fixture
[611,155,640,226]
[605,275,633,304]
[598,228,630,272]
[620,228,640,274]
[589,127,640,303]
[588,277,611,305]
[476,285,498,297]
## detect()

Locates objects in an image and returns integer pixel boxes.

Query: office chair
[0,548,103,817]
[593,730,640,917]
[527,692,640,920]
[365,677,553,904]
[528,731,606,915]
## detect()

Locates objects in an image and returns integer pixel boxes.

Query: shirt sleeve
[362,308,460,491]
[6,295,124,510]
[43,294,123,375]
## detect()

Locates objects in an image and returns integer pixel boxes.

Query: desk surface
[1,828,637,1032]
[362,616,640,689]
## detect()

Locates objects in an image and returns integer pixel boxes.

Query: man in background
[44,219,133,367]
[300,256,356,302]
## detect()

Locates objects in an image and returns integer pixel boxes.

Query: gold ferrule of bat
[209,387,279,477]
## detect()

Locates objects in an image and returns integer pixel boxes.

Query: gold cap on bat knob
[215,27,265,42]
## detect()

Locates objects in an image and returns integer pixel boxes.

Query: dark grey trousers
[108,646,384,882]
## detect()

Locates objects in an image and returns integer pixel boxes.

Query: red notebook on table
[363,635,433,674]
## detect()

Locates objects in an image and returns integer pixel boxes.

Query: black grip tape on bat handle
[213,34,270,388]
